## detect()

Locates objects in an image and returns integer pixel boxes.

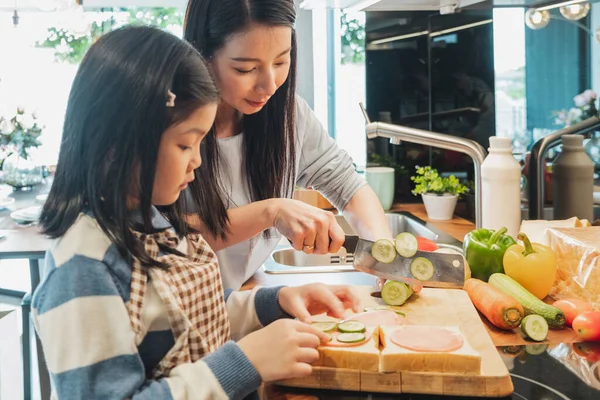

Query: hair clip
[166,90,176,107]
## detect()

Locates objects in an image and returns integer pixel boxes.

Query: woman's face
[210,23,292,115]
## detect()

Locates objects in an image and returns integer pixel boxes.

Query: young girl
[33,25,360,399]
[183,0,394,290]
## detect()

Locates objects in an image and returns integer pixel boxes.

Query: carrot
[464,278,524,330]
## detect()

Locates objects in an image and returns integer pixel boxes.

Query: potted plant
[411,166,467,220]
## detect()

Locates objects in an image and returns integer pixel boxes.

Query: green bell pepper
[463,227,517,282]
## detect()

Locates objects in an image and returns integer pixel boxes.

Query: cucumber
[520,315,549,342]
[410,257,435,281]
[338,320,366,333]
[311,321,338,333]
[488,273,566,328]
[337,332,366,343]
[371,239,396,263]
[381,280,414,306]
[394,232,418,258]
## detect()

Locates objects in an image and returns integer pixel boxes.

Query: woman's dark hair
[184,0,297,237]
[39,25,223,267]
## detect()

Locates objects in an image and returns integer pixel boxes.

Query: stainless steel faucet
[527,115,600,220]
[365,120,487,229]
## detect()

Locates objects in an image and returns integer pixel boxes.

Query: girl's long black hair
[184,0,297,238]
[39,25,223,267]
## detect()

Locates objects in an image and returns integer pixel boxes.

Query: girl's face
[210,23,292,115]
[152,103,218,206]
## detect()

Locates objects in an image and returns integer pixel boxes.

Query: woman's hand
[278,283,362,323]
[270,198,345,255]
[237,319,329,382]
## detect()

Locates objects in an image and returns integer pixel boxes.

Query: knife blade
[352,238,465,288]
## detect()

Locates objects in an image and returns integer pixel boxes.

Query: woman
[184,0,392,290]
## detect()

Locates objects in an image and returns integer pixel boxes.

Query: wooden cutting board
[276,286,513,397]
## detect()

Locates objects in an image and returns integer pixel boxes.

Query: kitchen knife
[352,238,466,288]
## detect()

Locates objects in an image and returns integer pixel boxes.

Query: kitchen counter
[241,205,599,399]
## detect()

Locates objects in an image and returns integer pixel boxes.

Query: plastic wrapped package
[547,343,600,390]
[545,227,600,310]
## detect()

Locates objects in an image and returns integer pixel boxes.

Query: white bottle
[481,137,522,238]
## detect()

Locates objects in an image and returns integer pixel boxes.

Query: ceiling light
[525,9,551,30]
[560,3,591,20]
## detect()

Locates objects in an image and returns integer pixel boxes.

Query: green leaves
[36,8,184,65]
[410,166,467,196]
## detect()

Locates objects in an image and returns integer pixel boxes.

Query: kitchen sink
[262,212,463,274]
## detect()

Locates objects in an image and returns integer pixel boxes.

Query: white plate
[0,197,15,209]
[11,206,42,223]
[36,194,48,203]
[594,192,600,205]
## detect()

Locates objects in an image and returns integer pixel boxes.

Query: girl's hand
[278,284,362,323]
[270,199,345,255]
[237,319,329,382]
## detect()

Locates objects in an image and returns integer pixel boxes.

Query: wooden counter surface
[390,203,475,242]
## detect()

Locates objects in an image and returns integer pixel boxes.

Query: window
[0,7,184,167]
[332,9,367,169]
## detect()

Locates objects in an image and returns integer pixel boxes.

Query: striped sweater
[32,209,287,400]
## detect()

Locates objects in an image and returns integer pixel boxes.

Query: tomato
[416,237,439,252]
[572,311,600,342]
[572,342,600,362]
[552,299,593,326]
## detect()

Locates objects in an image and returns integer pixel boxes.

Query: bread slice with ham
[318,326,381,372]
[379,325,481,374]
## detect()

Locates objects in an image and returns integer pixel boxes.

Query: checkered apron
[127,228,231,379]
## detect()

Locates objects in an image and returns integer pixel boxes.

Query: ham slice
[324,327,374,348]
[390,326,464,352]
[349,310,410,326]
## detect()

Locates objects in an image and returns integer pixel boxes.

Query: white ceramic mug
[366,167,395,210]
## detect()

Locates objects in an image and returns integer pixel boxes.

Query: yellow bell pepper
[503,232,557,299]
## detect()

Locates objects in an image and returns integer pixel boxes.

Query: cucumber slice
[311,321,338,333]
[410,257,435,281]
[525,344,548,355]
[371,239,396,263]
[337,332,366,343]
[338,320,366,333]
[381,280,414,306]
[394,232,418,258]
[520,314,549,342]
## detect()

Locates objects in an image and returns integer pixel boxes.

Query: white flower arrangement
[552,89,598,128]
[0,105,43,160]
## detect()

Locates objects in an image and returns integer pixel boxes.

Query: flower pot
[421,193,458,221]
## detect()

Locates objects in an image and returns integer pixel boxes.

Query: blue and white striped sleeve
[32,252,261,400]
[224,286,290,340]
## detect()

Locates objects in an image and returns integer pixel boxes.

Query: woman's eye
[179,145,191,151]
[235,68,254,74]
[275,61,289,67]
